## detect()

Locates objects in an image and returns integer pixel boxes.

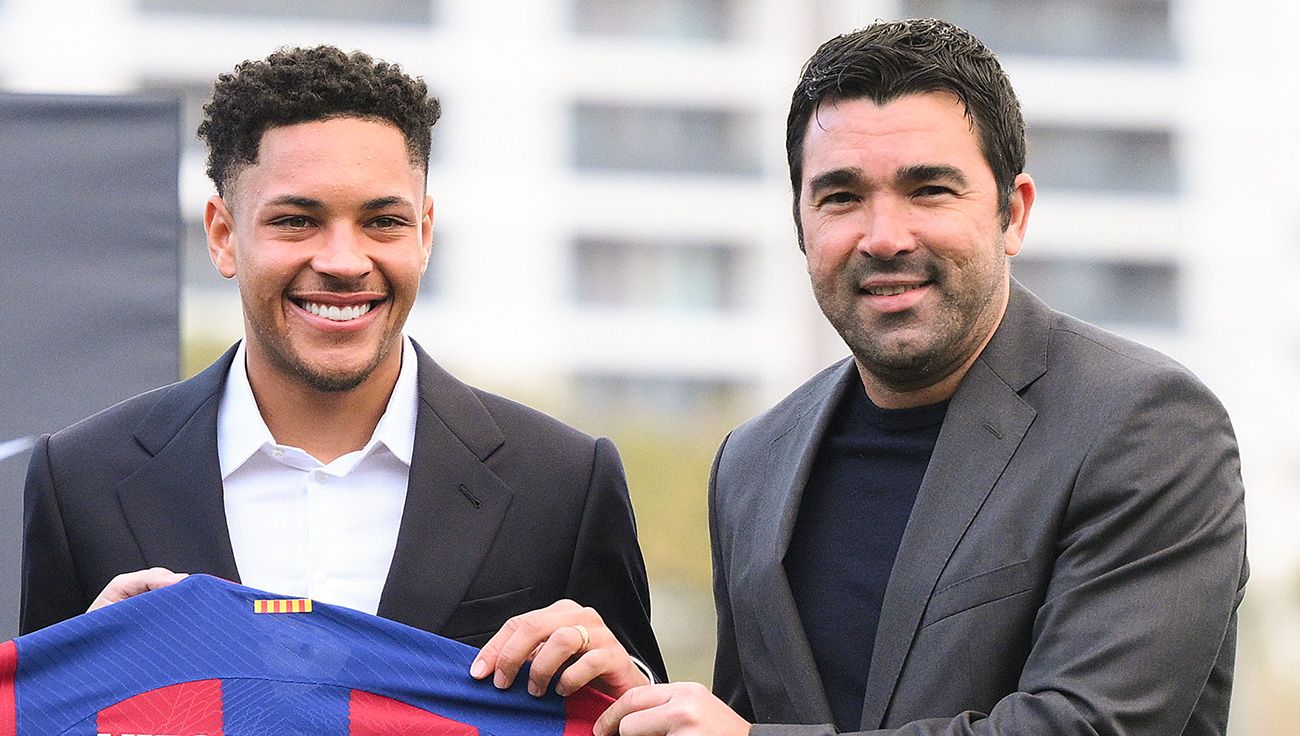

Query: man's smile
[294,299,377,322]
[860,281,929,297]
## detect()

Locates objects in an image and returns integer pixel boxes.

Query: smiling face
[205,117,433,395]
[799,93,1034,406]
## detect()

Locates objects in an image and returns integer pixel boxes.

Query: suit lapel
[115,346,241,581]
[377,342,514,633]
[859,282,1048,728]
[111,339,516,631]
[749,360,858,724]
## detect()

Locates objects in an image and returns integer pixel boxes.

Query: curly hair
[198,45,442,196]
[787,18,1025,246]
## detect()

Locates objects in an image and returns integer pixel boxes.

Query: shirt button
[312,570,327,585]
[271,449,285,459]
[313,470,327,483]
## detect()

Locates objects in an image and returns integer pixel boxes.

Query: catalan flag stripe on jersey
[253,597,312,614]
[0,575,610,736]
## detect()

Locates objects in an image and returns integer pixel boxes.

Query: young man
[593,18,1246,735]
[20,46,665,688]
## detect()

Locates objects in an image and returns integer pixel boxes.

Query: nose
[857,196,915,261]
[311,224,373,280]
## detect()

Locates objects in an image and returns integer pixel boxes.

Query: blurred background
[1,0,1296,731]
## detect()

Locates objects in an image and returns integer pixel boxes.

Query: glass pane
[139,0,437,25]
[1012,256,1180,328]
[572,238,745,311]
[571,103,761,176]
[137,80,209,155]
[900,0,1175,60]
[570,0,738,41]
[1027,125,1179,194]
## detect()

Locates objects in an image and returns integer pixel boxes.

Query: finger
[614,706,675,736]
[527,625,588,696]
[557,647,649,697]
[471,600,588,685]
[554,646,610,696]
[89,568,186,611]
[471,613,536,684]
[487,614,554,689]
[101,567,185,603]
[594,684,674,736]
[470,615,521,680]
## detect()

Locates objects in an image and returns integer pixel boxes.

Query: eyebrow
[267,195,326,211]
[806,164,970,198]
[807,167,866,197]
[896,164,968,189]
[360,195,414,212]
[264,195,415,212]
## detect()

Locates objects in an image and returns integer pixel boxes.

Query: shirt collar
[217,337,420,478]
[217,341,273,479]
[371,336,418,466]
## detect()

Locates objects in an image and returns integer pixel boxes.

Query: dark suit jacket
[710,282,1247,735]
[21,341,667,682]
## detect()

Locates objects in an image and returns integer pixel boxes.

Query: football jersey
[0,574,611,735]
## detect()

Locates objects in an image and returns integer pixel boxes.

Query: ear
[419,194,435,274]
[1002,173,1036,257]
[204,195,238,278]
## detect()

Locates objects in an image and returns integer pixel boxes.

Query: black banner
[0,93,181,637]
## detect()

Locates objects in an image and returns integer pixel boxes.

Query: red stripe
[348,689,478,735]
[563,688,614,736]
[97,679,223,735]
[0,640,19,736]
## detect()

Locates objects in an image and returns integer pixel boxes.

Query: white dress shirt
[218,337,418,614]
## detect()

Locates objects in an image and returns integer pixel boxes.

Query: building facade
[2,0,1297,729]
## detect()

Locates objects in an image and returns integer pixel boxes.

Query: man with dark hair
[593,18,1246,736]
[21,45,666,691]
[199,46,442,200]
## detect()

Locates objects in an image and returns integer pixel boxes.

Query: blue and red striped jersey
[0,574,610,735]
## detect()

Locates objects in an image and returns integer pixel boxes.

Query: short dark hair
[786,18,1025,245]
[198,45,442,196]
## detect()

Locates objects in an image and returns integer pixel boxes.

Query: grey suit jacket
[710,282,1247,735]
[21,340,667,681]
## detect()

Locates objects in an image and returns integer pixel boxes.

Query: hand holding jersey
[471,598,651,699]
[86,564,644,707]
[87,570,649,702]
[87,567,188,613]
[4,575,615,736]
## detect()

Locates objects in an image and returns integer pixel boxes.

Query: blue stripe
[13,575,567,735]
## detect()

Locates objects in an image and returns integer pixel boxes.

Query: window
[572,238,747,311]
[138,80,210,157]
[1012,256,1180,328]
[182,220,235,292]
[900,0,1176,61]
[571,103,761,176]
[573,373,749,422]
[570,0,740,41]
[140,0,437,25]
[1027,125,1179,194]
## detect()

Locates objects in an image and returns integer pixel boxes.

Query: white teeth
[867,284,919,297]
[302,301,372,322]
